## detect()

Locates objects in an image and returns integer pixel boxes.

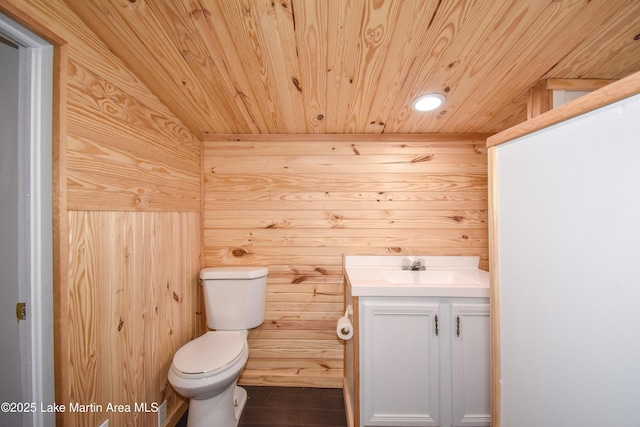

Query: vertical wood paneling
[63,0,236,135]
[293,0,327,133]
[203,134,489,388]
[68,211,201,427]
[44,0,640,137]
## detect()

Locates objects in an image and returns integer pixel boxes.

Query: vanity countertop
[344,255,489,298]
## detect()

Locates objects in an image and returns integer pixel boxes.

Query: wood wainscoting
[202,134,489,388]
[67,211,201,427]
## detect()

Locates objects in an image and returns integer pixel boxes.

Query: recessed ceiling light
[412,93,446,112]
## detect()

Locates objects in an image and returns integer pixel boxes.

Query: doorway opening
[0,12,54,427]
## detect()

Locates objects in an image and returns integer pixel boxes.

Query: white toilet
[168,266,268,427]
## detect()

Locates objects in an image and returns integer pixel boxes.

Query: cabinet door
[451,304,490,426]
[361,298,441,426]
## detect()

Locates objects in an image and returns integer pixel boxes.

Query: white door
[0,35,23,426]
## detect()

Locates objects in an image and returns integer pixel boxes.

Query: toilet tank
[200,266,268,330]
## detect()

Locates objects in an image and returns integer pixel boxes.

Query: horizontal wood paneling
[203,134,489,388]
[68,211,201,427]
[65,59,201,211]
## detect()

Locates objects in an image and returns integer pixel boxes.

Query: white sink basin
[380,269,483,285]
[381,269,455,284]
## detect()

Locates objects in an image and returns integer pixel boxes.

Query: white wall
[496,93,640,426]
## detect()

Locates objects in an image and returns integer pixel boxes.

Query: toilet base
[233,385,248,420]
[186,382,247,427]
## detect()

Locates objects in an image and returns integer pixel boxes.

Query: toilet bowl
[168,266,268,427]
[168,331,249,427]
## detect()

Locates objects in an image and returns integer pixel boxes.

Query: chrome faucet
[402,258,426,271]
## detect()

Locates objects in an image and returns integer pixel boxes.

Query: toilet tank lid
[200,266,269,280]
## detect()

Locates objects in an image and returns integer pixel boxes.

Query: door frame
[0,13,54,427]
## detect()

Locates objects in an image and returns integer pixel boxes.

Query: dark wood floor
[176,386,348,427]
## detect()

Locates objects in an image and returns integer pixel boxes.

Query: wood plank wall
[203,134,489,388]
[67,211,200,427]
[0,1,202,426]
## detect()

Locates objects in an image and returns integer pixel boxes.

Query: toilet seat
[172,331,246,379]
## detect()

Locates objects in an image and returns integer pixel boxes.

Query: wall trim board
[0,1,67,45]
[487,146,500,427]
[202,133,490,143]
[52,42,69,427]
[488,70,640,148]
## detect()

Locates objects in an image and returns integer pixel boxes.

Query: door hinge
[16,302,26,321]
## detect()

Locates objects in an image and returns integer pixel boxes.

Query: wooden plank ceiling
[66,0,640,137]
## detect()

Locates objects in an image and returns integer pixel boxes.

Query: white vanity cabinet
[359,297,490,427]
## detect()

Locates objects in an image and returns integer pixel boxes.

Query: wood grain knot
[411,154,435,163]
[232,248,248,257]
[190,8,212,19]
[291,76,302,92]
